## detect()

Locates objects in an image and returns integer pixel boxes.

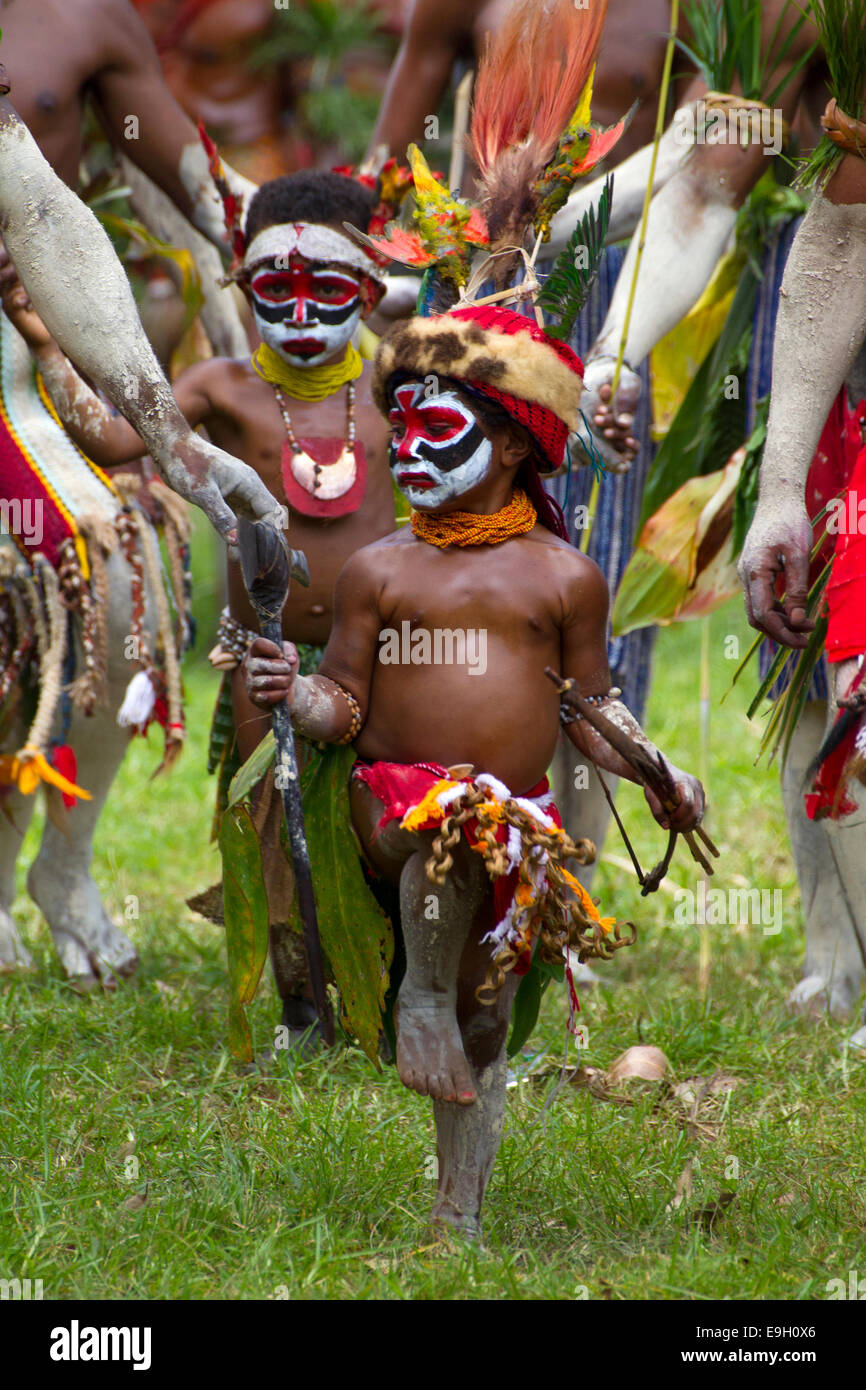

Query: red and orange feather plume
[469,0,608,257]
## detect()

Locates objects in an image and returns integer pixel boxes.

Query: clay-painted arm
[577,136,768,468]
[738,171,866,647]
[559,554,704,829]
[545,97,704,258]
[242,549,382,741]
[0,99,280,540]
[583,2,818,465]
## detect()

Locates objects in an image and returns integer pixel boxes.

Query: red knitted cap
[448,305,584,470]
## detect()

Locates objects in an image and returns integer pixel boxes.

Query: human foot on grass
[395,988,476,1105]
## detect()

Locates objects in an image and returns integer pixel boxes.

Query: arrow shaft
[262,616,334,1045]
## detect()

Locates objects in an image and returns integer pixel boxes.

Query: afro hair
[244,171,377,243]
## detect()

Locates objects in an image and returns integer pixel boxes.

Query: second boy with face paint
[2,170,397,1039]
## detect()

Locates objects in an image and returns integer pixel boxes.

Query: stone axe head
[236,518,309,626]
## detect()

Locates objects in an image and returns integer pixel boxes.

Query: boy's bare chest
[211,382,389,498]
[381,544,560,639]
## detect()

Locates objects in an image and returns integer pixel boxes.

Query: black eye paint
[389,383,491,474]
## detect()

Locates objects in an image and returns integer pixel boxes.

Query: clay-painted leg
[395,842,487,1106]
[0,761,37,971]
[781,702,866,1017]
[429,929,521,1239]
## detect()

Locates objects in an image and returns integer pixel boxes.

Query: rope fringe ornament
[409,776,636,1006]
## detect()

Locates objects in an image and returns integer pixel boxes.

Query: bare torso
[209,360,395,646]
[138,0,282,147]
[325,524,611,792]
[0,0,105,184]
[594,0,684,159]
[0,0,207,222]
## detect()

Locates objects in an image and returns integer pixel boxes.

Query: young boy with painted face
[243,304,706,1235]
[2,169,397,1034]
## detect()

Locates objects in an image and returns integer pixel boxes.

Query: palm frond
[537,175,613,340]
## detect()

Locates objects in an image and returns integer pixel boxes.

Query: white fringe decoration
[117,669,155,730]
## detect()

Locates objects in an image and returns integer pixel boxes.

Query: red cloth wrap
[352,759,561,976]
[825,433,866,663]
[801,394,866,819]
[0,410,77,570]
[804,720,859,821]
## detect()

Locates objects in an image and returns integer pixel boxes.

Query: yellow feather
[571,65,595,133]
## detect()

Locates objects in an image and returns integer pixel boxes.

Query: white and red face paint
[388,381,493,508]
[243,222,385,369]
[249,255,362,367]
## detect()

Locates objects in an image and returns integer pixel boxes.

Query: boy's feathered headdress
[372,302,585,474]
[351,0,626,310]
[197,124,415,277]
[369,0,626,485]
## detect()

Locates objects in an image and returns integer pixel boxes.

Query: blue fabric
[541,244,657,720]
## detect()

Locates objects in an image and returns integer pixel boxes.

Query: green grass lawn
[2,599,865,1300]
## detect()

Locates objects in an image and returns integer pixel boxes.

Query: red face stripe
[389,381,489,475]
[250,269,359,306]
[389,410,474,462]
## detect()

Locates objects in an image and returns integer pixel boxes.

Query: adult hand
[737,493,815,649]
[162,434,284,548]
[577,357,642,471]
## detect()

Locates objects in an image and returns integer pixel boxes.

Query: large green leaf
[611,550,690,636]
[507,965,544,1058]
[219,802,270,1064]
[639,266,758,529]
[227,730,276,810]
[222,735,396,1065]
[506,957,562,1057]
[287,745,393,1066]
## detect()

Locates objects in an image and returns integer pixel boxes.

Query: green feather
[537,175,613,340]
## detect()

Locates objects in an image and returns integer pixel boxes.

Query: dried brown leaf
[693,1192,736,1232]
[186,883,225,925]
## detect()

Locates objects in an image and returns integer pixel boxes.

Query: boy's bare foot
[395,989,477,1104]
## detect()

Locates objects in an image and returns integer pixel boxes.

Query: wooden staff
[237,519,335,1046]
